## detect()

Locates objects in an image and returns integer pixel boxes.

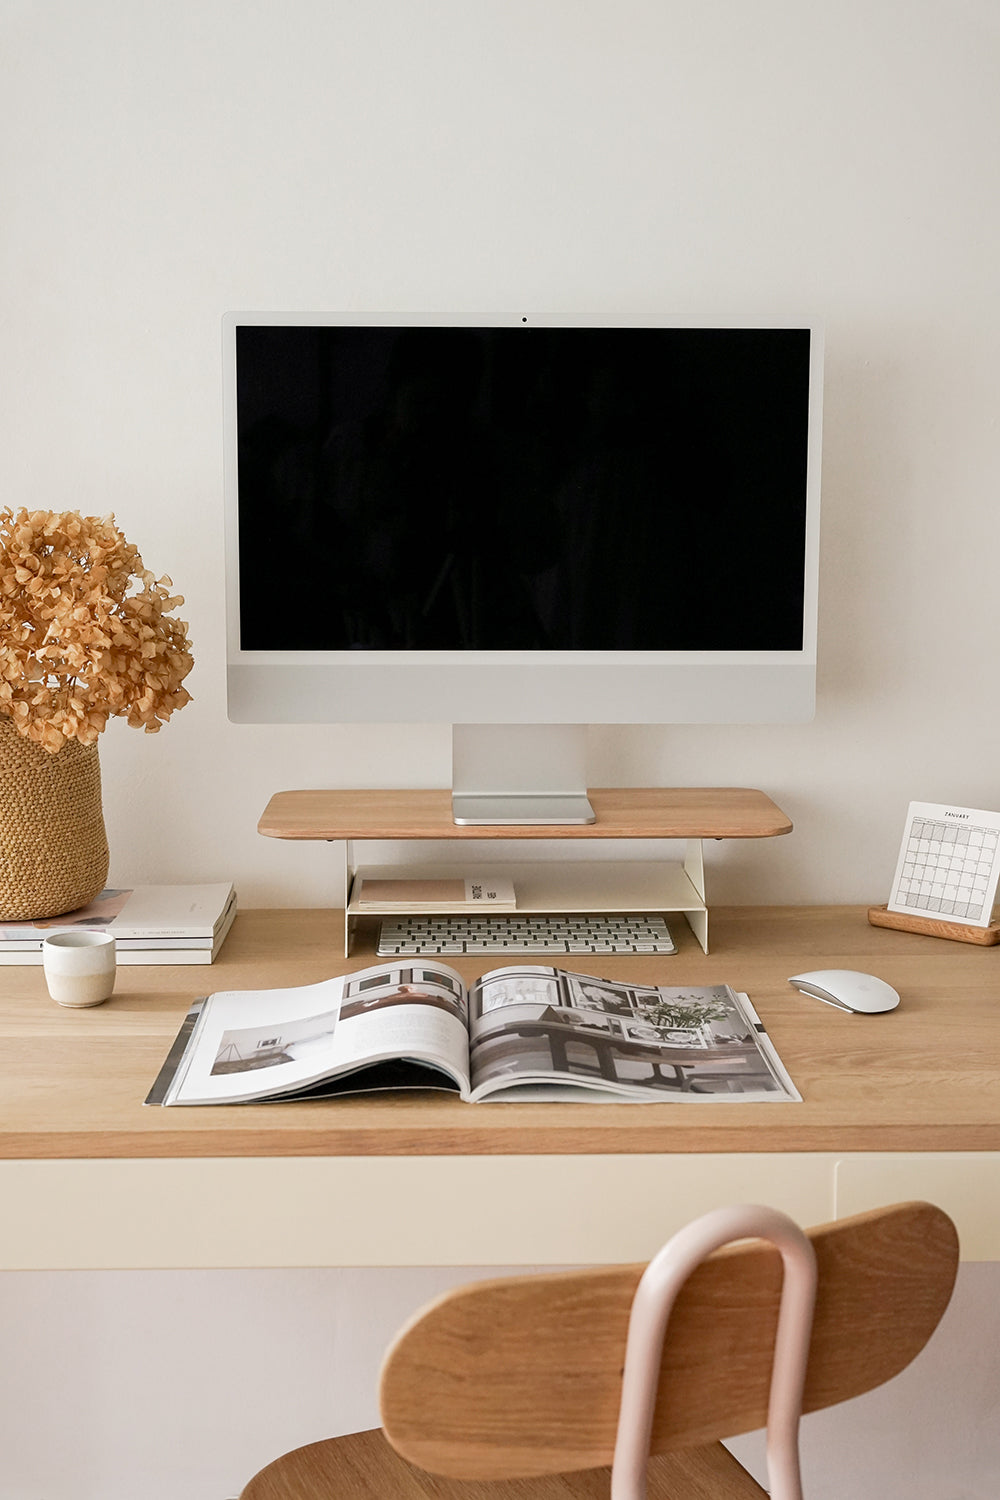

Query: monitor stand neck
[451,724,595,826]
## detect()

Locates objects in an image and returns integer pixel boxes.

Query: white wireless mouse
[788,969,900,1015]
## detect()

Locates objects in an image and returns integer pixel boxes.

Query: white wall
[3,3,1000,1497]
[4,0,1000,906]
[0,1261,997,1500]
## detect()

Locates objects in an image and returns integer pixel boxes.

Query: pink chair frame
[611,1204,819,1500]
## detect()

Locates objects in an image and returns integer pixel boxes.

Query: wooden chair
[239,1200,958,1500]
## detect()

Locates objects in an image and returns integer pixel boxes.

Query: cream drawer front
[834,1154,1000,1260]
[0,1154,837,1269]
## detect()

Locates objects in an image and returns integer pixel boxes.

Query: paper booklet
[0,884,237,965]
[351,874,516,912]
[146,960,800,1107]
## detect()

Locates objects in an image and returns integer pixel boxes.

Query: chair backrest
[379,1200,958,1483]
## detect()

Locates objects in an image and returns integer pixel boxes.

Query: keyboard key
[377,914,676,957]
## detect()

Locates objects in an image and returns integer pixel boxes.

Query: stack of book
[0,883,237,965]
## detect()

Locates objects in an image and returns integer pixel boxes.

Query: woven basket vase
[0,713,110,920]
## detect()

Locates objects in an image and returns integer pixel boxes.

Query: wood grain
[239,1427,765,1499]
[868,904,1000,945]
[379,1202,957,1480]
[257,787,794,841]
[2,905,1000,1158]
[239,1204,955,1496]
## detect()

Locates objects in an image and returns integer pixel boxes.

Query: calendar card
[887,801,1000,927]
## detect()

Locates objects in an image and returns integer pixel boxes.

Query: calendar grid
[888,802,1000,927]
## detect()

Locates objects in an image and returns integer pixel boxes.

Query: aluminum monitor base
[452,792,596,826]
[451,724,595,827]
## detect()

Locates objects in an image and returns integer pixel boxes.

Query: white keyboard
[376,913,676,956]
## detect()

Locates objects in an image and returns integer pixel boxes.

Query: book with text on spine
[351,874,517,912]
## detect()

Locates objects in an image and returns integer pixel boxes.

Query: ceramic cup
[42,930,116,1008]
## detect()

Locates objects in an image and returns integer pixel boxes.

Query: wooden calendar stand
[878,802,1000,947]
[868,904,1000,946]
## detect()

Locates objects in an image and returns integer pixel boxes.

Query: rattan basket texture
[0,713,110,920]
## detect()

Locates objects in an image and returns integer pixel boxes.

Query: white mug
[42,930,116,1008]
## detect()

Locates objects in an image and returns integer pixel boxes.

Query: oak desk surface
[3,905,998,1161]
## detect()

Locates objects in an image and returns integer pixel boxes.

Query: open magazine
[146,960,800,1106]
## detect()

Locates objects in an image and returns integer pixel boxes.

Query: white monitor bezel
[223,312,822,726]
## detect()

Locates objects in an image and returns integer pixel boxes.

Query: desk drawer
[835,1153,1000,1260]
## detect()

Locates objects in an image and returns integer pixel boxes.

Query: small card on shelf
[352,875,517,912]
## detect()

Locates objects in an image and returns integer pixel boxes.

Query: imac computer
[223,314,822,824]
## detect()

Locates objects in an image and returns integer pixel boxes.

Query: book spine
[110,929,219,939]
[0,948,219,966]
[144,999,206,1104]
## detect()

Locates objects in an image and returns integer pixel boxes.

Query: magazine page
[466,967,800,1104]
[159,960,471,1106]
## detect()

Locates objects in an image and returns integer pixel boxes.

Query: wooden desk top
[257,787,793,841]
[2,905,998,1160]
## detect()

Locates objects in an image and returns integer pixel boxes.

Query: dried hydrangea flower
[0,509,193,752]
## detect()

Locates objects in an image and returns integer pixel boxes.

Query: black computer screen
[234,325,811,652]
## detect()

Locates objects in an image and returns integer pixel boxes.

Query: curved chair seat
[242,1426,767,1499]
